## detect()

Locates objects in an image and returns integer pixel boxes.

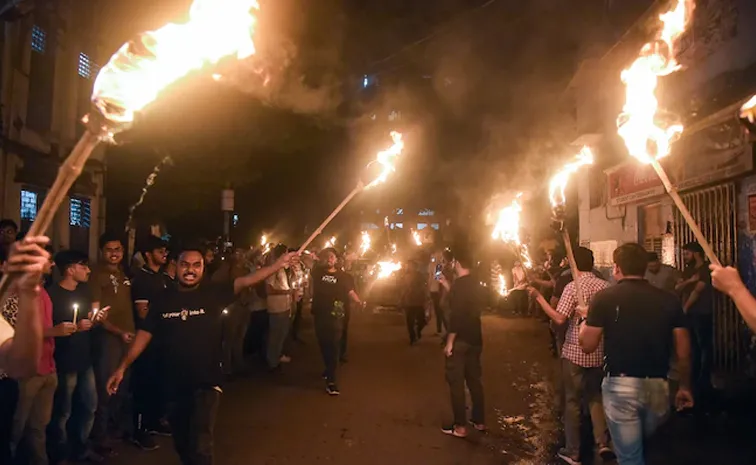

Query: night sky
[99,0,652,247]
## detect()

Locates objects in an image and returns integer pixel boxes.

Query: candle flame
[411,229,422,246]
[616,0,689,164]
[548,146,594,208]
[741,95,756,124]
[92,0,260,135]
[360,231,371,256]
[365,131,404,189]
[375,261,402,279]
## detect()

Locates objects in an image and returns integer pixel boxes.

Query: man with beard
[130,235,171,449]
[676,242,713,406]
[310,248,363,396]
[107,246,296,465]
[90,232,134,455]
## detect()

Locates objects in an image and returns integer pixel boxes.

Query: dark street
[110,311,559,465]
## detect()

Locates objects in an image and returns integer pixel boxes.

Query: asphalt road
[110,310,559,465]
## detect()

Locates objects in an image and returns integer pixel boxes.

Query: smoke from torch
[124,154,173,232]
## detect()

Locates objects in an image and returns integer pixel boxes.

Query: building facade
[0,0,107,258]
[565,0,756,375]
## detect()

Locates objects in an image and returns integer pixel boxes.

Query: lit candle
[72,303,79,325]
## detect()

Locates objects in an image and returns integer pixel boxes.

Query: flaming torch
[496,274,509,297]
[739,95,756,135]
[616,0,720,266]
[411,229,422,247]
[298,131,405,253]
[375,261,402,280]
[491,193,533,269]
[0,0,262,305]
[549,146,595,308]
[359,231,371,256]
[324,236,337,249]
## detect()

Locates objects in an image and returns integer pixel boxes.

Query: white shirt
[266,268,291,314]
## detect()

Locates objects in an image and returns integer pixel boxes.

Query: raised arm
[234,253,296,295]
[710,265,756,332]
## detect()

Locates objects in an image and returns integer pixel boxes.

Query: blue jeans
[602,377,670,465]
[49,368,97,459]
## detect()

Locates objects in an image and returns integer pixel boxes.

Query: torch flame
[491,193,533,269]
[360,231,371,256]
[92,0,260,134]
[260,234,267,247]
[617,0,689,164]
[496,274,508,297]
[365,131,405,189]
[548,146,594,208]
[411,229,422,246]
[391,243,397,255]
[376,261,402,279]
[741,95,756,124]
[324,236,336,249]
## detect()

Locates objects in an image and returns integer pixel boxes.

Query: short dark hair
[451,242,474,270]
[613,243,649,276]
[0,219,18,231]
[54,250,89,273]
[178,247,205,263]
[98,231,124,250]
[574,247,594,272]
[682,242,704,255]
[142,235,167,254]
[320,247,338,260]
[647,251,660,262]
[272,243,288,258]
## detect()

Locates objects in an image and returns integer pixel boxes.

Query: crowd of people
[3,214,756,465]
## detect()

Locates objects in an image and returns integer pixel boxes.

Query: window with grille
[78,53,95,79]
[69,197,91,228]
[20,190,38,221]
[31,25,46,53]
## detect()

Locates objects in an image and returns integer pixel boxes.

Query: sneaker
[326,383,340,396]
[598,444,615,461]
[468,420,487,432]
[279,355,292,363]
[556,448,581,465]
[131,432,159,451]
[441,424,467,438]
[146,422,172,437]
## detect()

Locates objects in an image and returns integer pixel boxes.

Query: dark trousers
[167,388,221,465]
[290,300,304,341]
[0,378,19,464]
[405,306,425,343]
[509,289,528,316]
[244,310,268,360]
[132,352,163,433]
[315,315,341,383]
[445,341,484,425]
[340,308,351,359]
[688,312,713,402]
[431,292,445,333]
[93,332,132,444]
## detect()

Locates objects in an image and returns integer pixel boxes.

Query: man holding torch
[106,246,296,465]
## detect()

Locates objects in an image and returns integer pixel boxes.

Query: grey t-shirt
[644,264,680,294]
[266,269,291,314]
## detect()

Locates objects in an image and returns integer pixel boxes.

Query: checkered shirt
[556,272,609,368]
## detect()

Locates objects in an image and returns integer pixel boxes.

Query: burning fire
[496,274,508,297]
[391,243,397,255]
[260,234,267,247]
[616,0,689,164]
[324,236,336,249]
[411,229,422,246]
[92,0,260,135]
[548,146,594,208]
[741,95,756,124]
[365,132,405,189]
[359,231,371,256]
[491,193,533,269]
[375,261,402,279]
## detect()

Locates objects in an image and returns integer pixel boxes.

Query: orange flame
[617,0,689,164]
[741,95,756,124]
[376,261,402,279]
[359,231,371,256]
[496,274,508,297]
[365,132,404,189]
[324,236,336,249]
[92,0,260,134]
[411,229,422,246]
[491,193,533,269]
[548,146,594,208]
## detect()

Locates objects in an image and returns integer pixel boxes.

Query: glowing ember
[548,146,594,208]
[741,95,756,124]
[411,229,422,246]
[359,231,371,256]
[92,0,260,135]
[365,132,405,189]
[616,0,688,165]
[376,261,402,279]
[496,274,508,297]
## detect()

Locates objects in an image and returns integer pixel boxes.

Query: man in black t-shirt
[310,248,362,396]
[440,244,486,438]
[107,247,295,465]
[579,243,693,465]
